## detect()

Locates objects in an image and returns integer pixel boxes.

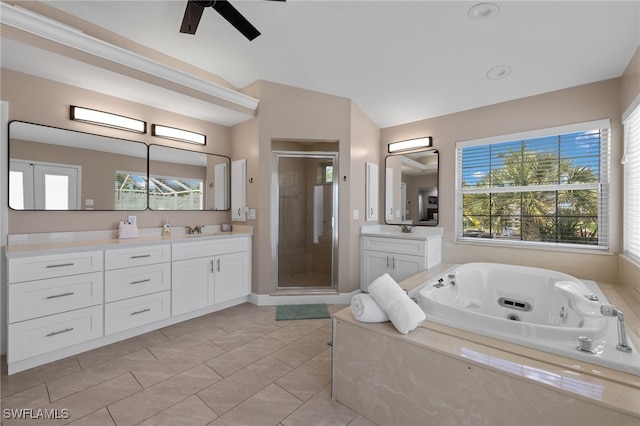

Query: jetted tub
[414,262,640,376]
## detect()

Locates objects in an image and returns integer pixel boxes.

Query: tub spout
[600,304,632,353]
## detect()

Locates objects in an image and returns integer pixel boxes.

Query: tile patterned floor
[1,303,376,426]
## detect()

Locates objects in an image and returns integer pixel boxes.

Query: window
[456,120,610,250]
[623,102,640,263]
[115,171,147,210]
[148,174,203,210]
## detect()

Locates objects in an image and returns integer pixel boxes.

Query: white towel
[368,273,426,334]
[350,294,389,323]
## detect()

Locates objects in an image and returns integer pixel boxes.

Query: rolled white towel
[368,273,426,334]
[351,294,390,323]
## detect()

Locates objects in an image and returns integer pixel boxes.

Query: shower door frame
[271,151,339,291]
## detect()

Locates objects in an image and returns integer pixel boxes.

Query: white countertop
[6,226,253,257]
[360,224,443,240]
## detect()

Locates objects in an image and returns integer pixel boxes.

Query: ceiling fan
[180,0,285,41]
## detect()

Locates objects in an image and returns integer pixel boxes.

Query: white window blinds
[456,120,610,250]
[623,103,640,263]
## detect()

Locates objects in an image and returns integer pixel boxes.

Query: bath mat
[276,304,330,321]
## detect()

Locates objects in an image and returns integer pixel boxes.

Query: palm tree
[463,147,599,244]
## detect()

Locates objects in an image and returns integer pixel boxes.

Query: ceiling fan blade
[180,1,205,35]
[212,0,261,41]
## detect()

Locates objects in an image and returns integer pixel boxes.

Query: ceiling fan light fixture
[468,3,500,20]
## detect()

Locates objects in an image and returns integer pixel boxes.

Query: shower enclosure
[272,152,338,290]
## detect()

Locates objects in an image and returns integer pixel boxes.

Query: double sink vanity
[5,227,252,374]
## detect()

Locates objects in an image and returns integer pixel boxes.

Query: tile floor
[1,303,376,426]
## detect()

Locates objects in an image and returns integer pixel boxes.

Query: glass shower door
[275,154,337,289]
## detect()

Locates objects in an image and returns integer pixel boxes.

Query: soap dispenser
[163,218,171,236]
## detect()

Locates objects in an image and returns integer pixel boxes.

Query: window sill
[455,237,613,256]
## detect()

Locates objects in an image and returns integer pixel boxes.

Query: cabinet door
[214,251,250,304]
[231,159,246,222]
[391,253,426,283]
[365,162,379,221]
[172,257,214,316]
[385,167,394,221]
[360,250,391,291]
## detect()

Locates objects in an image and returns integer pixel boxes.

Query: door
[215,251,250,303]
[273,152,338,289]
[361,250,391,291]
[171,257,214,316]
[366,162,379,221]
[391,253,426,283]
[10,160,80,210]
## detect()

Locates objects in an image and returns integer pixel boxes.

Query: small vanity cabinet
[360,226,443,291]
[172,236,250,316]
[104,245,171,335]
[7,251,104,364]
[5,230,252,374]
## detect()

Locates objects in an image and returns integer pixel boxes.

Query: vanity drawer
[105,244,170,270]
[105,291,171,335]
[8,305,103,363]
[361,236,426,256]
[8,272,104,323]
[172,237,249,261]
[105,263,171,303]
[8,251,103,283]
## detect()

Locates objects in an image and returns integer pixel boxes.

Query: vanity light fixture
[388,137,432,153]
[70,106,146,133]
[152,124,206,145]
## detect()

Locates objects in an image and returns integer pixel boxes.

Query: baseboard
[249,291,358,306]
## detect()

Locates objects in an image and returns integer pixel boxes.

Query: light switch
[353,209,359,220]
[247,208,256,220]
[85,199,94,206]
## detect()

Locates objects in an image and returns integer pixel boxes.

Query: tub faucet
[600,304,632,353]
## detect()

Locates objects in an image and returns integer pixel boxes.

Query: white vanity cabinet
[172,236,250,316]
[5,232,252,374]
[360,231,442,291]
[104,245,171,335]
[6,251,104,363]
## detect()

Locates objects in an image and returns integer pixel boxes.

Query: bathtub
[414,263,640,376]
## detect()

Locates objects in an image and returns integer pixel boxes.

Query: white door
[171,257,214,316]
[361,250,391,291]
[392,253,426,283]
[214,251,250,304]
[9,161,34,209]
[385,167,394,221]
[10,160,80,210]
[366,162,379,221]
[214,163,228,210]
[231,159,246,221]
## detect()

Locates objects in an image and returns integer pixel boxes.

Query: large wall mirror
[148,145,230,211]
[385,149,439,226]
[9,121,148,211]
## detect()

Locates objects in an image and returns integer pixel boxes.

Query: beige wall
[381,78,624,283]
[2,69,232,232]
[233,81,379,295]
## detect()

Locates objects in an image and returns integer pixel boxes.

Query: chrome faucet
[600,304,632,353]
[399,224,414,233]
[186,226,203,235]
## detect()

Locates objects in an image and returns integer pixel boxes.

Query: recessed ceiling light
[487,65,511,80]
[468,3,500,20]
